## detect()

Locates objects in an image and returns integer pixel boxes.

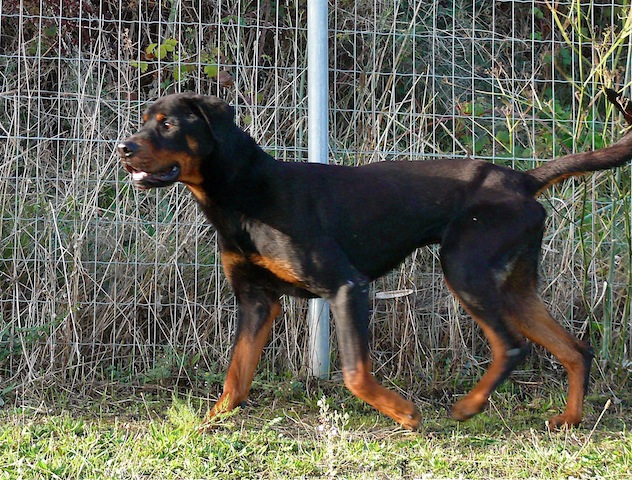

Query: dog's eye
[163,120,173,130]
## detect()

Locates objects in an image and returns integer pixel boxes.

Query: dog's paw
[450,395,487,421]
[197,405,243,434]
[546,413,581,431]
[399,406,422,431]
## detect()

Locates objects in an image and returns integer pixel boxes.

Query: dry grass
[0,1,630,405]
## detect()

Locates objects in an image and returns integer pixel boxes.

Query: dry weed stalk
[0,1,629,401]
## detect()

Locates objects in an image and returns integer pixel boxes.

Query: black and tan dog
[119,92,632,430]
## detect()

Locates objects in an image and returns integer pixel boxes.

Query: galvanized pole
[306,0,330,379]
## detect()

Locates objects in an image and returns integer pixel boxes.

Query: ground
[0,378,630,479]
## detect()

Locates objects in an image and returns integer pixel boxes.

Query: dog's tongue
[132,170,148,182]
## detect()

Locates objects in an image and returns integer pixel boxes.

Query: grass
[0,382,630,480]
[0,7,631,479]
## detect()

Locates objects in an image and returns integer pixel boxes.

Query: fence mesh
[0,1,631,400]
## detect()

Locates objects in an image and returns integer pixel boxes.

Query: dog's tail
[525,129,632,195]
[526,88,632,196]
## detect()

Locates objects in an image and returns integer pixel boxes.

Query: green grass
[0,384,630,479]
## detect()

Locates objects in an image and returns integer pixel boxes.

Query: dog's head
[118,93,235,191]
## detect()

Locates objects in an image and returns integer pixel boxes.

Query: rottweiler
[119,92,632,430]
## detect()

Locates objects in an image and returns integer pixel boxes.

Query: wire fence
[0,1,631,401]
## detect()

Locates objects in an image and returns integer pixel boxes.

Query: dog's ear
[182,94,236,143]
[180,94,247,162]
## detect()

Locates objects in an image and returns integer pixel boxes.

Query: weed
[0,0,630,415]
[315,395,353,478]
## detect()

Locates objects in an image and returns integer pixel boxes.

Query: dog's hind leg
[439,203,543,421]
[484,209,593,428]
[503,287,593,429]
[443,284,530,421]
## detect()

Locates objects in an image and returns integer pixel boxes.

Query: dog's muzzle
[118,141,138,158]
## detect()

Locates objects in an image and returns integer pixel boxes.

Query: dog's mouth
[124,163,181,188]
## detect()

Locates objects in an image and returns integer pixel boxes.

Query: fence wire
[0,1,631,398]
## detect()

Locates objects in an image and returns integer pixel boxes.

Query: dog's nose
[118,141,138,158]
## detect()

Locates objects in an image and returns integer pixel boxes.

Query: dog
[118,92,632,430]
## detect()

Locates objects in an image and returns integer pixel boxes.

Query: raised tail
[526,88,632,196]
[525,128,632,196]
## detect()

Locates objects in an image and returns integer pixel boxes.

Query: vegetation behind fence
[0,1,630,403]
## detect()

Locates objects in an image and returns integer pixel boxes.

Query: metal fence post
[306,0,330,379]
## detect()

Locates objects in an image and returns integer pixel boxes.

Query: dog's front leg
[330,279,421,430]
[203,288,281,424]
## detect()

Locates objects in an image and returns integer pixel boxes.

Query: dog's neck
[188,141,279,247]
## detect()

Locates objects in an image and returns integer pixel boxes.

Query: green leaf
[474,136,490,154]
[131,61,149,73]
[473,103,487,117]
[495,130,510,146]
[163,39,177,52]
[204,64,219,78]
